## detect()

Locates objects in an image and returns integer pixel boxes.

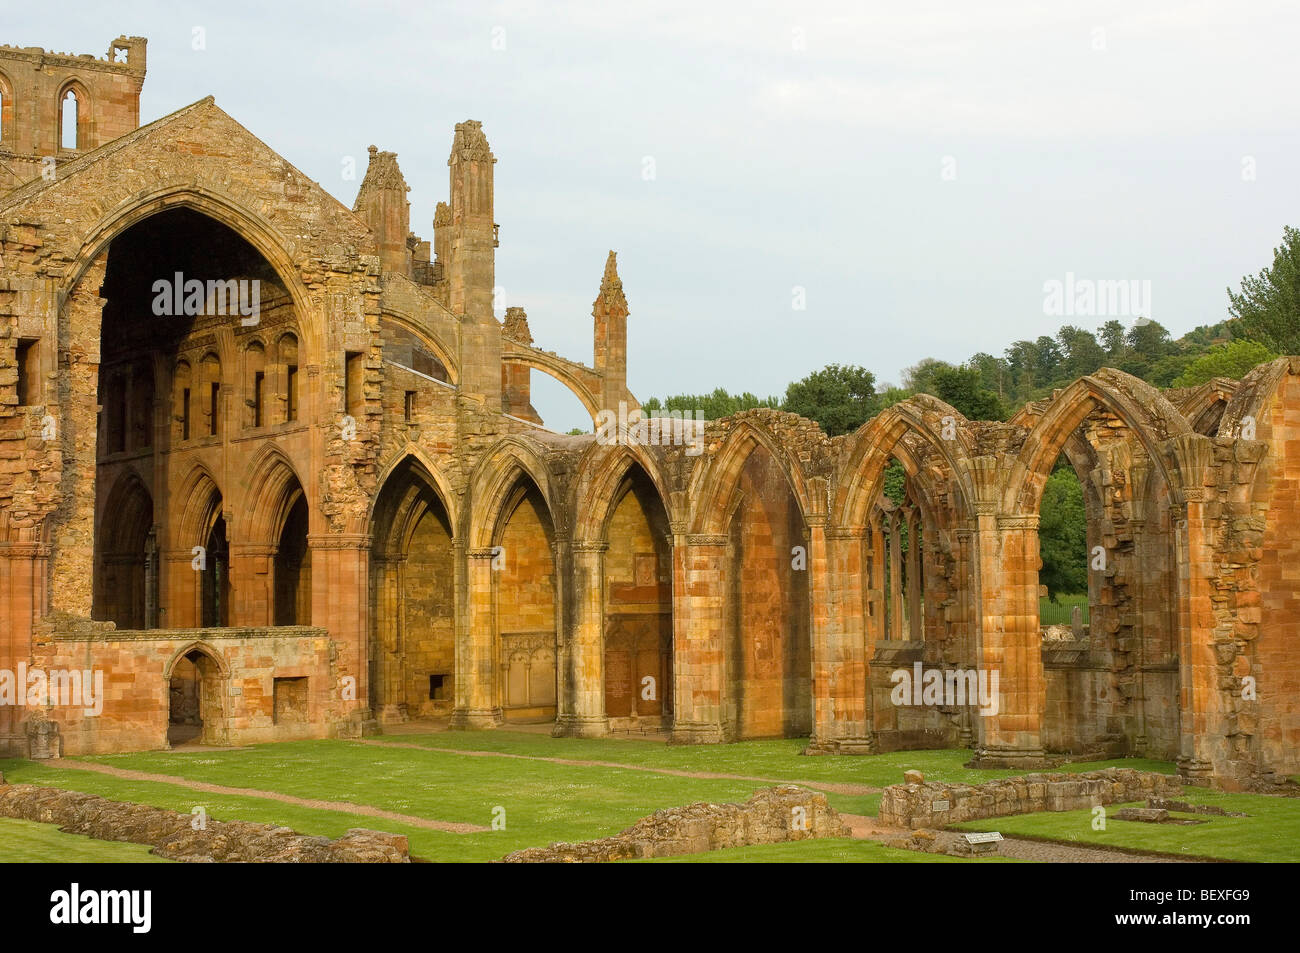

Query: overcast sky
[12,1,1300,431]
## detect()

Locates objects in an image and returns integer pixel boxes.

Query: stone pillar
[888,513,904,640]
[450,543,503,729]
[308,534,370,728]
[868,520,886,647]
[229,543,275,626]
[162,547,200,628]
[906,507,922,641]
[1173,498,1224,783]
[807,525,872,753]
[0,542,49,755]
[47,256,106,617]
[671,534,728,743]
[970,512,1046,768]
[554,540,608,737]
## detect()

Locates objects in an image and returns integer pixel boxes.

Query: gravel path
[355,738,881,796]
[54,759,490,833]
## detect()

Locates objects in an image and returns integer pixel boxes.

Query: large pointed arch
[1002,369,1193,515]
[686,417,816,537]
[63,186,331,364]
[835,395,977,531]
[240,443,308,546]
[465,436,561,549]
[572,440,675,544]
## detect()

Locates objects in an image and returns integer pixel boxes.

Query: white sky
[12,1,1300,431]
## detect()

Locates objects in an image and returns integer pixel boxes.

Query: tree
[930,365,1006,421]
[1038,465,1088,600]
[1056,326,1106,380]
[901,358,954,395]
[1228,225,1300,355]
[1172,339,1276,387]
[782,363,879,436]
[641,388,779,420]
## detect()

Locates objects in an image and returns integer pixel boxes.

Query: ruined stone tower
[0,35,146,194]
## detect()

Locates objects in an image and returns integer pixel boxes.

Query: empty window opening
[252,370,265,427]
[286,364,299,421]
[16,339,37,405]
[60,90,78,150]
[181,387,191,440]
[429,674,448,701]
[209,381,220,436]
[404,390,416,423]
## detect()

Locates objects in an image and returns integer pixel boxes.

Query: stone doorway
[167,648,224,746]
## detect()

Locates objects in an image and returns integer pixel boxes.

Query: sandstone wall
[501,785,847,862]
[0,781,407,862]
[878,767,1183,829]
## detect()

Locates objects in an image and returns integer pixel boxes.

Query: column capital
[306,533,372,550]
[995,513,1039,531]
[684,533,729,547]
[571,540,609,554]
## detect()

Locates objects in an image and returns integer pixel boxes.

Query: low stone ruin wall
[0,780,408,862]
[879,768,1184,829]
[501,785,848,862]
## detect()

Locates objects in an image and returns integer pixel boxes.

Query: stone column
[969,511,1046,768]
[450,543,503,729]
[868,520,886,647]
[888,513,904,640]
[1173,498,1223,783]
[671,534,728,743]
[48,256,107,617]
[0,542,49,756]
[308,533,371,729]
[162,547,200,628]
[554,539,609,737]
[906,507,922,642]
[807,525,872,753]
[228,543,275,626]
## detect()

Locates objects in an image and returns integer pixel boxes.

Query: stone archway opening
[724,445,810,740]
[273,490,311,625]
[493,474,558,724]
[369,457,456,723]
[91,206,299,634]
[167,648,223,747]
[602,464,673,731]
[1033,414,1181,761]
[92,473,157,629]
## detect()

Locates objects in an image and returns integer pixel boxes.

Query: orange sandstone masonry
[0,34,1295,790]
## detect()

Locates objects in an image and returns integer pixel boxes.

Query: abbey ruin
[1,36,1296,788]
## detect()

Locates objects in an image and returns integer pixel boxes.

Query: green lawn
[951,789,1300,863]
[0,734,1281,864]
[0,816,170,863]
[1040,593,1089,626]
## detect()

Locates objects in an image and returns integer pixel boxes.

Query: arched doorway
[167,648,225,747]
[93,472,157,629]
[493,474,558,724]
[369,457,456,722]
[274,492,311,625]
[602,466,673,729]
[725,445,811,739]
[201,513,229,628]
